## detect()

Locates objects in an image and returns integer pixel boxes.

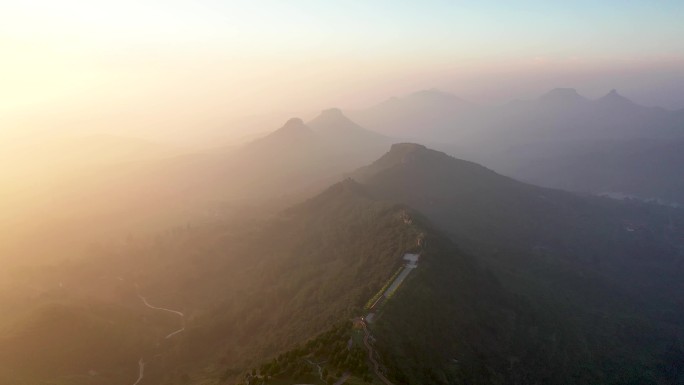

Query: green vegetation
[353,144,684,385]
[364,266,403,310]
[0,179,422,384]
[3,144,684,385]
[237,322,372,385]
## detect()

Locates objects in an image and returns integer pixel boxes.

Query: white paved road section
[365,253,421,323]
[382,254,420,298]
[403,253,419,267]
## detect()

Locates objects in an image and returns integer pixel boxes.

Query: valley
[4,3,684,384]
[2,140,684,384]
[2,78,683,385]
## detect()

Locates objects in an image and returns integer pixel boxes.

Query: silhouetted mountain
[306,108,391,164]
[1,113,391,268]
[353,88,684,146]
[596,88,638,109]
[308,108,385,142]
[215,111,389,200]
[248,117,317,146]
[347,89,474,139]
[345,87,684,204]
[538,87,589,107]
[151,111,389,202]
[227,117,331,190]
[354,143,684,261]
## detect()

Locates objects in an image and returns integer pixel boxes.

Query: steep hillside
[0,179,427,384]
[350,143,684,384]
[2,112,389,267]
[490,138,684,205]
[5,143,684,385]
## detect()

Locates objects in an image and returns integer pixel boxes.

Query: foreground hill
[351,143,684,384]
[4,143,684,384]
[2,175,602,385]
[0,179,426,383]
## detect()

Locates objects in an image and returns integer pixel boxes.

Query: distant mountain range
[349,88,684,204]
[5,87,683,273]
[350,88,682,143]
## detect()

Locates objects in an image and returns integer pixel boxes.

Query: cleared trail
[333,372,351,385]
[361,322,394,385]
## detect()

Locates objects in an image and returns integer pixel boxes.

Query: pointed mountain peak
[388,143,428,156]
[307,108,385,142]
[273,117,311,134]
[319,107,345,118]
[256,117,314,144]
[539,88,588,105]
[597,89,635,107]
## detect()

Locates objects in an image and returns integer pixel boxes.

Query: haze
[2,2,684,385]
[3,0,684,146]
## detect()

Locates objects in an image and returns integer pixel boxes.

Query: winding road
[131,291,186,384]
[361,322,394,385]
[305,359,326,381]
[138,294,186,339]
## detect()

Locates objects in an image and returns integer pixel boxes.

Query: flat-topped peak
[364,143,435,170]
[389,143,428,154]
[320,107,344,117]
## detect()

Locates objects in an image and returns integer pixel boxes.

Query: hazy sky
[2,0,683,144]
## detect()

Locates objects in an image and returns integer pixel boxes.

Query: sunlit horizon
[2,0,684,146]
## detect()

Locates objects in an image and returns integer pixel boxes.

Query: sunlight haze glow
[2,0,684,144]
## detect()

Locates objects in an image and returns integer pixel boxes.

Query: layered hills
[349,88,684,205]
